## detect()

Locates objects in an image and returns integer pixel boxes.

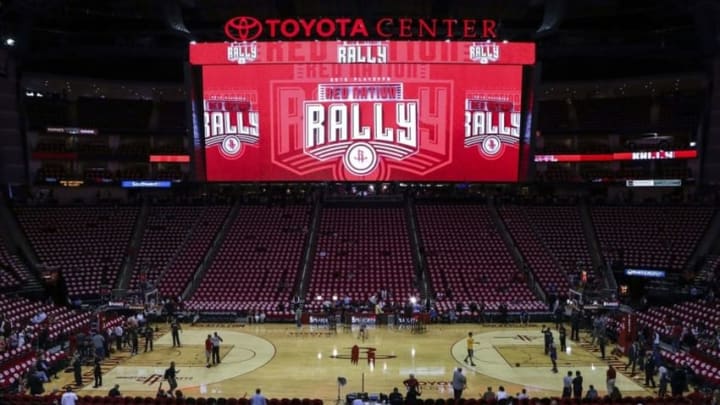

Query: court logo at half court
[330,346,397,360]
[116,375,193,386]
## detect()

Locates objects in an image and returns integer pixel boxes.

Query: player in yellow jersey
[463,332,477,366]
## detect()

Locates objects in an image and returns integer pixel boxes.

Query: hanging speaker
[0,48,8,78]
[163,0,192,38]
[694,0,720,56]
[536,0,567,38]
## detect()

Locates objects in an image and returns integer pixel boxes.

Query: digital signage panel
[190,41,535,182]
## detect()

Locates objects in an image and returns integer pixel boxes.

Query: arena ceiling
[0,0,718,82]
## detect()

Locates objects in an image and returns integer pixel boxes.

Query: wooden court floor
[44,323,655,401]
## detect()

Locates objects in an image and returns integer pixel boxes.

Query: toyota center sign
[224,16,498,42]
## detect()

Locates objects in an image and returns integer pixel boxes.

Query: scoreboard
[190,41,535,182]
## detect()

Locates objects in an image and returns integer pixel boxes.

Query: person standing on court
[637,345,646,373]
[625,340,638,374]
[144,325,154,352]
[113,324,123,352]
[170,318,182,348]
[570,310,581,341]
[644,354,656,388]
[542,325,553,354]
[93,356,102,388]
[294,306,303,328]
[130,328,139,355]
[658,364,669,397]
[72,352,82,387]
[463,332,476,366]
[367,347,376,366]
[211,331,224,365]
[606,364,617,396]
[91,330,106,359]
[562,371,572,398]
[572,371,583,401]
[558,324,567,352]
[164,361,178,396]
[250,388,267,405]
[403,373,421,405]
[549,343,558,373]
[598,334,607,359]
[351,344,360,365]
[358,318,368,341]
[452,367,466,402]
[205,334,213,368]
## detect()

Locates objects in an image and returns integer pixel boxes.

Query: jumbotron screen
[190,41,535,181]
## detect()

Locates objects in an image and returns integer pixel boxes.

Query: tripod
[337,377,347,405]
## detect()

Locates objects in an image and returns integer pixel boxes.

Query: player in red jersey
[205,334,213,368]
[367,348,376,366]
[351,344,359,365]
[403,374,421,405]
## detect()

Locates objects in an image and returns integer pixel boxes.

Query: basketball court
[45,324,653,401]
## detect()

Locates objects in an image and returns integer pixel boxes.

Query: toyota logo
[225,16,263,41]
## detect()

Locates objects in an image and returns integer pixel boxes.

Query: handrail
[181,200,242,300]
[405,195,428,299]
[295,194,322,300]
[155,205,210,289]
[488,199,548,303]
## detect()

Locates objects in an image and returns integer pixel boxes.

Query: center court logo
[303,82,419,176]
[101,333,275,393]
[330,346,397,361]
[115,374,193,386]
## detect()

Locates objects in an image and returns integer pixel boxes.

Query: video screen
[191,41,535,182]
